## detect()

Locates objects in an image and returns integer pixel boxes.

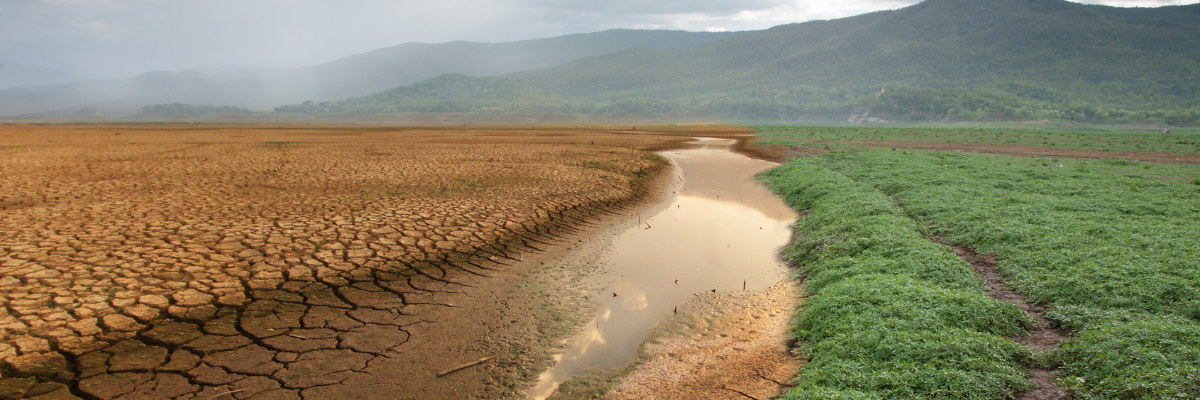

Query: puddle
[526,138,797,399]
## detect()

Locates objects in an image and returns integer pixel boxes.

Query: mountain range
[0,29,742,117]
[0,62,82,90]
[5,0,1198,125]
[280,0,1200,125]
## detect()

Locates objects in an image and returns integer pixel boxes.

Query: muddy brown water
[527,138,797,399]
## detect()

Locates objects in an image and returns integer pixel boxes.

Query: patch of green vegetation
[273,74,569,114]
[1046,314,1200,399]
[142,103,253,116]
[261,141,306,147]
[451,177,490,191]
[760,162,1032,399]
[780,149,1200,399]
[754,126,1200,155]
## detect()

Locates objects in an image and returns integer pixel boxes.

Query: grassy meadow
[760,127,1200,399]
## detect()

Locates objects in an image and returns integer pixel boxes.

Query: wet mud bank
[528,138,801,399]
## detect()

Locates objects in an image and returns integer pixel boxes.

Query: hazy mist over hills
[0,30,741,117]
[0,63,82,90]
[277,0,1200,125]
[2,0,1197,125]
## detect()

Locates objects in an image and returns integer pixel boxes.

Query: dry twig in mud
[208,389,247,399]
[436,357,494,377]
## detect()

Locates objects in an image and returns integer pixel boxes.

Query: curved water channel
[527,138,798,399]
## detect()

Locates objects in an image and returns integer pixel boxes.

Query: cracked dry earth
[0,124,736,399]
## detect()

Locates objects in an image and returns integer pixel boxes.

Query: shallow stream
[526,138,797,399]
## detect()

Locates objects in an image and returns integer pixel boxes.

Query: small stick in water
[743,280,746,291]
[437,357,493,377]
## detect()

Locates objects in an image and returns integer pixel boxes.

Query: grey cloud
[0,0,1195,79]
[528,0,788,15]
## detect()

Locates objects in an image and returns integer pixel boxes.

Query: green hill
[287,0,1200,125]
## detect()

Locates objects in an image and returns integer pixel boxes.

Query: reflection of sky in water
[527,141,796,399]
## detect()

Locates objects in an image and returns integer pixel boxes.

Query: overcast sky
[1,0,1196,77]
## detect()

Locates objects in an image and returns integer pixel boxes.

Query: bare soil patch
[749,140,1200,165]
[0,124,747,399]
[846,140,1199,165]
[946,244,1070,400]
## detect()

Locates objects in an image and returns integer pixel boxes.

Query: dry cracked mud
[0,124,752,399]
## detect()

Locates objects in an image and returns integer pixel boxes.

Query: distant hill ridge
[287,0,1200,124]
[0,29,743,117]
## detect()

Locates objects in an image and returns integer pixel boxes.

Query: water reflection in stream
[527,138,797,399]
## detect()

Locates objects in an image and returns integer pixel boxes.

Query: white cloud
[1080,0,1197,4]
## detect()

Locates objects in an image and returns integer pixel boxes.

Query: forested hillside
[284,0,1200,125]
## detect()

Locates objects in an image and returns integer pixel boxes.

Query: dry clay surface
[0,124,747,399]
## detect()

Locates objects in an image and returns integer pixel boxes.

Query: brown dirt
[947,245,1070,400]
[749,139,1200,165]
[853,140,1200,165]
[0,124,748,399]
[739,138,1200,164]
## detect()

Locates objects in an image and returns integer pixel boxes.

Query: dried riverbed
[0,125,799,400]
[529,138,800,399]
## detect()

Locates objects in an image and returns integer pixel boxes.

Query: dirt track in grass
[751,139,1200,165]
[948,245,1070,400]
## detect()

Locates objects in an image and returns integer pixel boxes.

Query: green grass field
[761,127,1200,399]
[762,163,1033,399]
[755,126,1200,155]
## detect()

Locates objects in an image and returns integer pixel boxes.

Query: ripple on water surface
[527,139,797,399]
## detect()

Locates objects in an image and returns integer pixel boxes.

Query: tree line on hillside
[273,0,1200,125]
[141,103,253,116]
[271,74,1200,125]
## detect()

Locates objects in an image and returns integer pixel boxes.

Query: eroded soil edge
[550,281,800,400]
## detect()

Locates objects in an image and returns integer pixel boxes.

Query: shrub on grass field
[1049,315,1200,399]
[795,274,1029,343]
